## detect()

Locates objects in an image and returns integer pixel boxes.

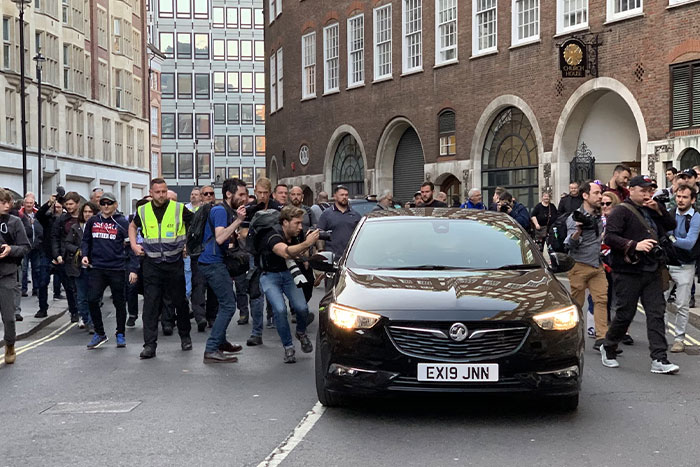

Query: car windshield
[349,200,378,216]
[346,218,540,270]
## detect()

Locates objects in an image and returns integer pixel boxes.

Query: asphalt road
[3,289,700,467]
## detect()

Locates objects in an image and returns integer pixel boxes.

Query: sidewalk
[0,293,69,347]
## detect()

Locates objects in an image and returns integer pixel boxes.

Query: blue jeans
[74,268,92,325]
[200,262,237,353]
[184,255,192,298]
[260,270,309,348]
[249,256,264,337]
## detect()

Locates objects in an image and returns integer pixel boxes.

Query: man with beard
[289,186,317,303]
[318,185,362,262]
[418,182,448,208]
[602,164,632,202]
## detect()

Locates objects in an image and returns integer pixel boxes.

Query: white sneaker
[651,359,680,374]
[600,346,619,368]
[78,318,86,329]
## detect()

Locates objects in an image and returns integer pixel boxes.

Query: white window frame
[276,48,283,108]
[669,0,693,5]
[606,0,642,22]
[435,0,458,66]
[472,0,497,57]
[511,0,540,47]
[301,32,315,99]
[373,4,392,81]
[323,23,339,94]
[270,52,277,112]
[402,0,422,74]
[347,14,364,88]
[556,0,589,34]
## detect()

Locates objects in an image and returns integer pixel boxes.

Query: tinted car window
[349,200,378,216]
[346,218,538,270]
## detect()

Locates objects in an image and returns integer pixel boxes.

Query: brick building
[265,0,700,207]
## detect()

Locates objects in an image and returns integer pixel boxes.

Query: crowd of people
[1,165,697,375]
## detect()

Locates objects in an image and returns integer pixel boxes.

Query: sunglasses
[601,201,613,206]
[202,192,215,196]
[99,200,115,206]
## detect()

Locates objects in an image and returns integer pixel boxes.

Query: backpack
[185,203,213,257]
[547,213,571,253]
[245,209,281,257]
[674,213,700,263]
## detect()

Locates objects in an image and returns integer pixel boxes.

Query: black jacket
[0,214,31,276]
[604,199,676,274]
[557,194,583,216]
[51,212,78,261]
[64,222,84,277]
[37,202,59,258]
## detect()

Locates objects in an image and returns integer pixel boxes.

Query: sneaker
[162,325,174,336]
[53,294,64,300]
[283,346,296,363]
[139,346,156,359]
[34,311,47,318]
[116,333,126,348]
[196,319,207,333]
[670,341,685,353]
[594,340,622,354]
[296,333,313,353]
[587,326,595,338]
[266,317,275,329]
[651,359,680,374]
[621,334,634,346]
[246,335,263,346]
[15,314,23,322]
[21,290,28,297]
[600,345,620,368]
[237,317,249,325]
[126,316,136,328]
[78,318,86,329]
[87,334,109,350]
[70,314,79,323]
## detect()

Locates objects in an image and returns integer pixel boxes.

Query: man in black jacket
[557,182,583,216]
[601,175,679,374]
[51,191,81,322]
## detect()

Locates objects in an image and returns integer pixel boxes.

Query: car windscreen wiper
[387,265,471,270]
[493,264,541,270]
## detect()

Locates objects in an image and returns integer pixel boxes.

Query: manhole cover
[42,401,142,414]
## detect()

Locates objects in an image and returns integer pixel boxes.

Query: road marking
[1,320,76,366]
[13,320,76,352]
[257,401,326,467]
[636,304,700,346]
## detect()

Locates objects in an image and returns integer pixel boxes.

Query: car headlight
[533,305,579,331]
[329,303,380,330]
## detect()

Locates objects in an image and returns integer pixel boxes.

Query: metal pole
[36,60,42,205]
[18,5,27,197]
[195,139,199,188]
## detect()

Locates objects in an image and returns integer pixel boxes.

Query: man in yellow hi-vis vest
[129,178,195,359]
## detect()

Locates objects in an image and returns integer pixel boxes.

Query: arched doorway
[393,128,425,204]
[302,185,314,206]
[438,174,461,206]
[481,107,538,209]
[680,148,700,170]
[332,134,365,197]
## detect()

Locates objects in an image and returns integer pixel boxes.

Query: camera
[572,210,596,229]
[499,204,510,213]
[648,244,666,261]
[55,185,66,204]
[653,190,670,205]
[317,229,332,241]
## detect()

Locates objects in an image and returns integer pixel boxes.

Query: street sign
[560,38,587,78]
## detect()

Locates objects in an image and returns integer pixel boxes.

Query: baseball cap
[101,192,117,203]
[682,168,698,178]
[628,175,654,188]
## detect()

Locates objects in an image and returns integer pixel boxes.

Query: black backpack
[185,203,213,257]
[674,213,700,263]
[547,213,570,253]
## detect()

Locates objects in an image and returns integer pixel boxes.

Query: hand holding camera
[635,238,657,253]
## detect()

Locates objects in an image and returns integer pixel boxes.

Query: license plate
[417,363,499,382]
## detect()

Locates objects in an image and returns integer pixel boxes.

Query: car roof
[363,207,519,225]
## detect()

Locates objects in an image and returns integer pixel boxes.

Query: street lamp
[33,51,45,205]
[11,0,31,197]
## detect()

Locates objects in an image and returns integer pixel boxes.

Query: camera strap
[620,203,657,241]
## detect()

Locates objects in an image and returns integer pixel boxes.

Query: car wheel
[551,393,579,412]
[315,332,345,407]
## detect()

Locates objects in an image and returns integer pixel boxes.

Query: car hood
[332,268,573,321]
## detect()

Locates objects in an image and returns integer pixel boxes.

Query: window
[228,104,239,124]
[269,0,277,24]
[214,167,226,183]
[194,0,208,19]
[3,18,13,70]
[241,104,254,124]
[347,15,365,87]
[214,104,225,124]
[213,39,224,60]
[241,136,253,156]
[176,0,191,18]
[87,112,95,158]
[194,33,209,59]
[439,110,456,156]
[63,44,71,89]
[436,0,457,64]
[97,9,108,48]
[256,167,266,181]
[213,71,225,92]
[277,49,284,108]
[557,0,588,33]
[159,32,174,58]
[241,72,253,93]
[403,0,422,73]
[195,73,209,99]
[255,104,265,124]
[214,136,226,154]
[115,122,123,163]
[178,113,193,138]
[607,0,641,21]
[195,113,210,139]
[512,0,539,45]
[241,40,252,60]
[137,129,145,168]
[159,0,174,18]
[49,102,59,151]
[227,39,239,60]
[114,69,124,108]
[226,7,238,28]
[254,40,264,61]
[241,167,254,184]
[228,167,240,179]
[126,125,134,166]
[255,136,266,156]
[227,71,239,92]
[4,88,16,145]
[177,32,191,59]
[670,61,700,130]
[177,73,192,99]
[98,61,109,105]
[254,9,264,29]
[301,32,316,98]
[113,17,123,53]
[102,118,111,161]
[178,153,193,178]
[374,5,392,80]
[473,0,497,56]
[197,153,211,178]
[65,106,74,154]
[151,106,159,135]
[161,73,175,98]
[228,135,240,156]
[270,52,278,111]
[162,153,176,178]
[212,7,224,27]
[255,72,265,93]
[161,113,175,138]
[240,8,252,28]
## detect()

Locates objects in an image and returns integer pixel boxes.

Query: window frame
[159,31,174,58]
[347,14,365,88]
[472,0,497,57]
[402,0,422,74]
[161,113,175,139]
[177,113,193,139]
[177,73,192,99]
[178,152,193,178]
[213,103,226,124]
[213,71,225,93]
[435,0,458,65]
[195,113,211,139]
[241,104,254,124]
[212,6,224,27]
[194,33,209,59]
[227,103,239,124]
[606,0,642,22]
[162,152,176,178]
[301,32,316,99]
[670,60,700,131]
[373,4,393,81]
[194,73,210,99]
[176,32,191,59]
[556,0,589,35]
[324,23,340,93]
[511,0,540,47]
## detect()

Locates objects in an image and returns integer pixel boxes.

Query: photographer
[665,184,700,353]
[564,181,608,348]
[601,175,679,374]
[497,192,530,230]
[259,206,319,363]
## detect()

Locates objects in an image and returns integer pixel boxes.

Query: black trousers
[88,268,127,336]
[142,259,191,348]
[604,270,668,360]
[190,259,208,323]
[127,269,142,318]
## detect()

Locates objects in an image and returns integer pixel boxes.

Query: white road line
[636,304,700,346]
[257,402,327,467]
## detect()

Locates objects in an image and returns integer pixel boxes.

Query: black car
[311,208,582,410]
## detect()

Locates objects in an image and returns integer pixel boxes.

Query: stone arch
[375,116,425,195]
[268,156,279,186]
[323,124,368,194]
[679,147,700,170]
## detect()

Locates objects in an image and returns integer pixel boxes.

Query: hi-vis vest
[138,201,186,262]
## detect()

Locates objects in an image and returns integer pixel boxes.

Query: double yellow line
[636,304,700,346]
[1,320,76,366]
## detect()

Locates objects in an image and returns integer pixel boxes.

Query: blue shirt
[317,204,362,258]
[198,205,229,264]
[461,200,486,210]
[669,207,700,262]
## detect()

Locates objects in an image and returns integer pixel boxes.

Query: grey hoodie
[0,214,31,277]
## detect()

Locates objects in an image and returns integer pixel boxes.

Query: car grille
[386,324,529,362]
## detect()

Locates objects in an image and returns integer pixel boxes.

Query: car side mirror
[310,252,338,273]
[549,252,575,273]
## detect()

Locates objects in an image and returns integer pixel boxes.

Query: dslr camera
[653,189,670,205]
[55,185,66,204]
[499,203,510,213]
[316,229,332,241]
[571,210,597,230]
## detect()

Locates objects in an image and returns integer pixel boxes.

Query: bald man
[167,190,178,202]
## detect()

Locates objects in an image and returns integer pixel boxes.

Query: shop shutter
[672,66,691,130]
[693,64,700,127]
[393,128,425,204]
